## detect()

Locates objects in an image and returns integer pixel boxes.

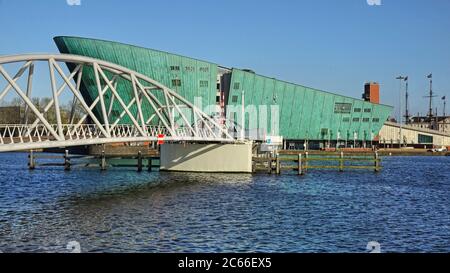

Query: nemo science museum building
[54,36,393,149]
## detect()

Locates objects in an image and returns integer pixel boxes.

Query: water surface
[0,153,449,252]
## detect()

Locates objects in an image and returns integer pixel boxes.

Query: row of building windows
[353,108,372,113]
[354,108,372,113]
[332,103,372,114]
[169,66,210,72]
[342,117,380,123]
[170,79,210,88]
[171,79,181,87]
[334,103,352,114]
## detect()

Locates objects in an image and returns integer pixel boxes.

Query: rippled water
[0,153,449,253]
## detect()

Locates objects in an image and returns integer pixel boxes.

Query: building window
[216,96,220,103]
[363,118,370,122]
[372,118,380,123]
[171,79,181,87]
[364,108,372,113]
[185,66,195,72]
[233,82,240,90]
[418,134,433,144]
[321,128,329,136]
[170,66,180,71]
[334,103,352,114]
[343,117,350,122]
[232,95,238,103]
[199,80,209,88]
[353,118,360,122]
[199,67,209,73]
[354,108,361,113]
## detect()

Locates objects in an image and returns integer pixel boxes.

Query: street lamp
[396,76,406,148]
[404,76,410,124]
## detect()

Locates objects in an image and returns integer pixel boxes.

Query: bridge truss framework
[0,54,236,152]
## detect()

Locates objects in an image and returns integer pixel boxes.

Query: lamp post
[427,73,433,119]
[443,96,447,117]
[404,76,410,124]
[396,76,406,148]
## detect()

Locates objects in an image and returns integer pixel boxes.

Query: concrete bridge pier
[160,142,253,173]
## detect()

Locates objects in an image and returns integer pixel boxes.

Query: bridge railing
[0,124,167,145]
[0,123,229,146]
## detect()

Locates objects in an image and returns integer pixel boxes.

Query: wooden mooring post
[137,151,143,172]
[339,151,344,172]
[374,151,380,172]
[304,152,309,174]
[64,150,71,171]
[276,154,280,175]
[100,150,107,171]
[298,153,303,175]
[28,150,35,170]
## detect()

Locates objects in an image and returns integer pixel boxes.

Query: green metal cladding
[54,36,392,141]
[54,36,218,124]
[228,69,392,141]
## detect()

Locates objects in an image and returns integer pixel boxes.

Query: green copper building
[54,36,392,147]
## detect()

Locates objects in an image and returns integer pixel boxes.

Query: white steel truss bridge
[0,54,236,152]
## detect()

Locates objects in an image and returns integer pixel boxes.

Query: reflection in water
[0,153,449,253]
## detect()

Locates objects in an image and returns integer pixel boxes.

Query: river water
[0,153,449,253]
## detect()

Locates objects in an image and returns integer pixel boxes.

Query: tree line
[0,97,86,124]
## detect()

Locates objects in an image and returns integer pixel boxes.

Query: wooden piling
[304,152,309,174]
[100,150,107,171]
[64,150,71,171]
[298,153,303,175]
[339,151,344,172]
[374,151,380,172]
[28,150,35,170]
[137,151,143,172]
[276,154,280,175]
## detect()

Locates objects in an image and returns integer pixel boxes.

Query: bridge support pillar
[160,142,253,173]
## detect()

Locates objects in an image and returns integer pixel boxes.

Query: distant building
[409,116,450,134]
[0,106,21,124]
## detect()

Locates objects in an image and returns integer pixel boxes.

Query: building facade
[54,36,393,145]
[379,121,450,147]
[408,116,450,134]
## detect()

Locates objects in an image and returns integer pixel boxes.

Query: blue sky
[1,0,450,118]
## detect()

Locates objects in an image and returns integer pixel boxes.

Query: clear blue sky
[1,0,450,118]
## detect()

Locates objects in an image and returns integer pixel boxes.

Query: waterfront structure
[379,121,450,148]
[408,115,450,134]
[53,36,393,148]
